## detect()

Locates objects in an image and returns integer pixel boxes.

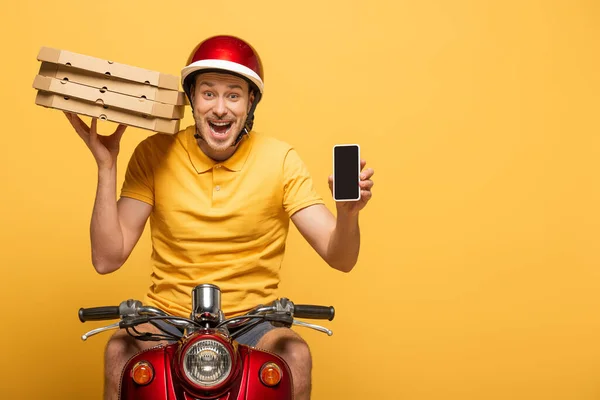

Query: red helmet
[182,35,264,143]
[181,35,264,102]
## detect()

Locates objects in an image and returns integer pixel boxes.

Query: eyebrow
[198,81,244,90]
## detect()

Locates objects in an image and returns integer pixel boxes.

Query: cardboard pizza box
[35,91,180,134]
[38,62,187,106]
[37,47,179,91]
[33,75,185,120]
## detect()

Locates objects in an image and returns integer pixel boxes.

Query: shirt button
[215,185,221,191]
[215,164,221,169]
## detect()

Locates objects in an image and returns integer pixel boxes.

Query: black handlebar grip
[294,305,335,321]
[78,306,120,322]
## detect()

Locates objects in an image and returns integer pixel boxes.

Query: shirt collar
[183,125,253,173]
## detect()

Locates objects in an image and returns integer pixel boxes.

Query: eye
[229,93,240,100]
[203,91,214,98]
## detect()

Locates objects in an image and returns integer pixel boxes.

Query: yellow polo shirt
[120,125,324,318]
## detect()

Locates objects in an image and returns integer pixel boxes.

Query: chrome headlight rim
[177,334,236,391]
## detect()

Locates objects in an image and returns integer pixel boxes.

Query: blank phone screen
[334,145,360,200]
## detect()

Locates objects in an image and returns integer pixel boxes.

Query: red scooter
[79,284,335,399]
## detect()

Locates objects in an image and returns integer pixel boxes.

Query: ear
[247,91,256,112]
[190,83,196,105]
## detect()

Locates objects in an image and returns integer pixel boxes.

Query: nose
[213,97,228,118]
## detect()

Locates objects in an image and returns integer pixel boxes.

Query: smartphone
[333,144,361,202]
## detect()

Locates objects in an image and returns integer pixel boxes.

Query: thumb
[110,124,127,145]
[114,124,127,139]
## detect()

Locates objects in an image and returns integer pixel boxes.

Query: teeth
[209,122,231,136]
[210,121,232,126]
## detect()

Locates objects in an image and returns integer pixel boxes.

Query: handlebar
[78,306,120,322]
[78,297,335,341]
[294,305,335,321]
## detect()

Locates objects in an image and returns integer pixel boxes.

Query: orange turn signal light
[260,362,282,387]
[131,361,154,385]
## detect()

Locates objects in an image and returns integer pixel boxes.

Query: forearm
[326,212,360,272]
[90,166,125,274]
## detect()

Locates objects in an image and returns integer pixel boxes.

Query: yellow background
[0,0,598,399]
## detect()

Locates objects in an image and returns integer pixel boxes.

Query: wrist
[97,164,117,181]
[336,208,359,227]
[336,201,360,218]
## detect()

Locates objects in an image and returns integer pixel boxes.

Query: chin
[208,139,236,152]
[198,127,237,152]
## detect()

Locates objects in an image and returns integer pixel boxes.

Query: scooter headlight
[183,339,232,387]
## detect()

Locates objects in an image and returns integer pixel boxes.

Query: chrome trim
[192,284,222,322]
[81,321,120,341]
[292,320,333,336]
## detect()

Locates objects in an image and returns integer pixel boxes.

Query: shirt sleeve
[120,139,155,206]
[282,148,325,217]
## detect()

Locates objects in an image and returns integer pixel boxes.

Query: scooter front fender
[119,342,293,400]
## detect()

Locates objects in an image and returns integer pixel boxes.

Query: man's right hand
[64,112,127,170]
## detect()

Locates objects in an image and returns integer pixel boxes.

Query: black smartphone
[333,144,361,202]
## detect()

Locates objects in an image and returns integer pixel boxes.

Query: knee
[104,331,139,370]
[277,333,312,397]
[105,332,127,358]
[286,337,312,370]
[265,329,312,371]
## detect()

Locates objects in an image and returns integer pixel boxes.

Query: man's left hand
[328,159,374,217]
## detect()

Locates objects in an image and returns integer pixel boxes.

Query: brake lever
[292,320,333,336]
[81,315,153,341]
[81,321,120,341]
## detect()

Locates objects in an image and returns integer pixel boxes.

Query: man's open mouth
[209,121,233,136]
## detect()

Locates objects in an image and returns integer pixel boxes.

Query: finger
[111,124,127,143]
[107,124,127,148]
[71,113,90,132]
[88,117,100,145]
[90,117,98,135]
[360,180,374,190]
[64,111,80,130]
[71,114,92,137]
[360,159,366,171]
[360,168,374,180]
[68,113,91,142]
[114,124,127,136]
[360,190,372,201]
[64,111,77,130]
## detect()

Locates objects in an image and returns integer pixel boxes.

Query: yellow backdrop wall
[0,0,598,399]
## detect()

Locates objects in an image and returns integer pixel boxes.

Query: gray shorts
[151,320,276,347]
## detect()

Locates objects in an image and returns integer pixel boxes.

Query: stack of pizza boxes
[32,47,187,134]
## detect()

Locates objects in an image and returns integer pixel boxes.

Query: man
[65,35,374,400]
